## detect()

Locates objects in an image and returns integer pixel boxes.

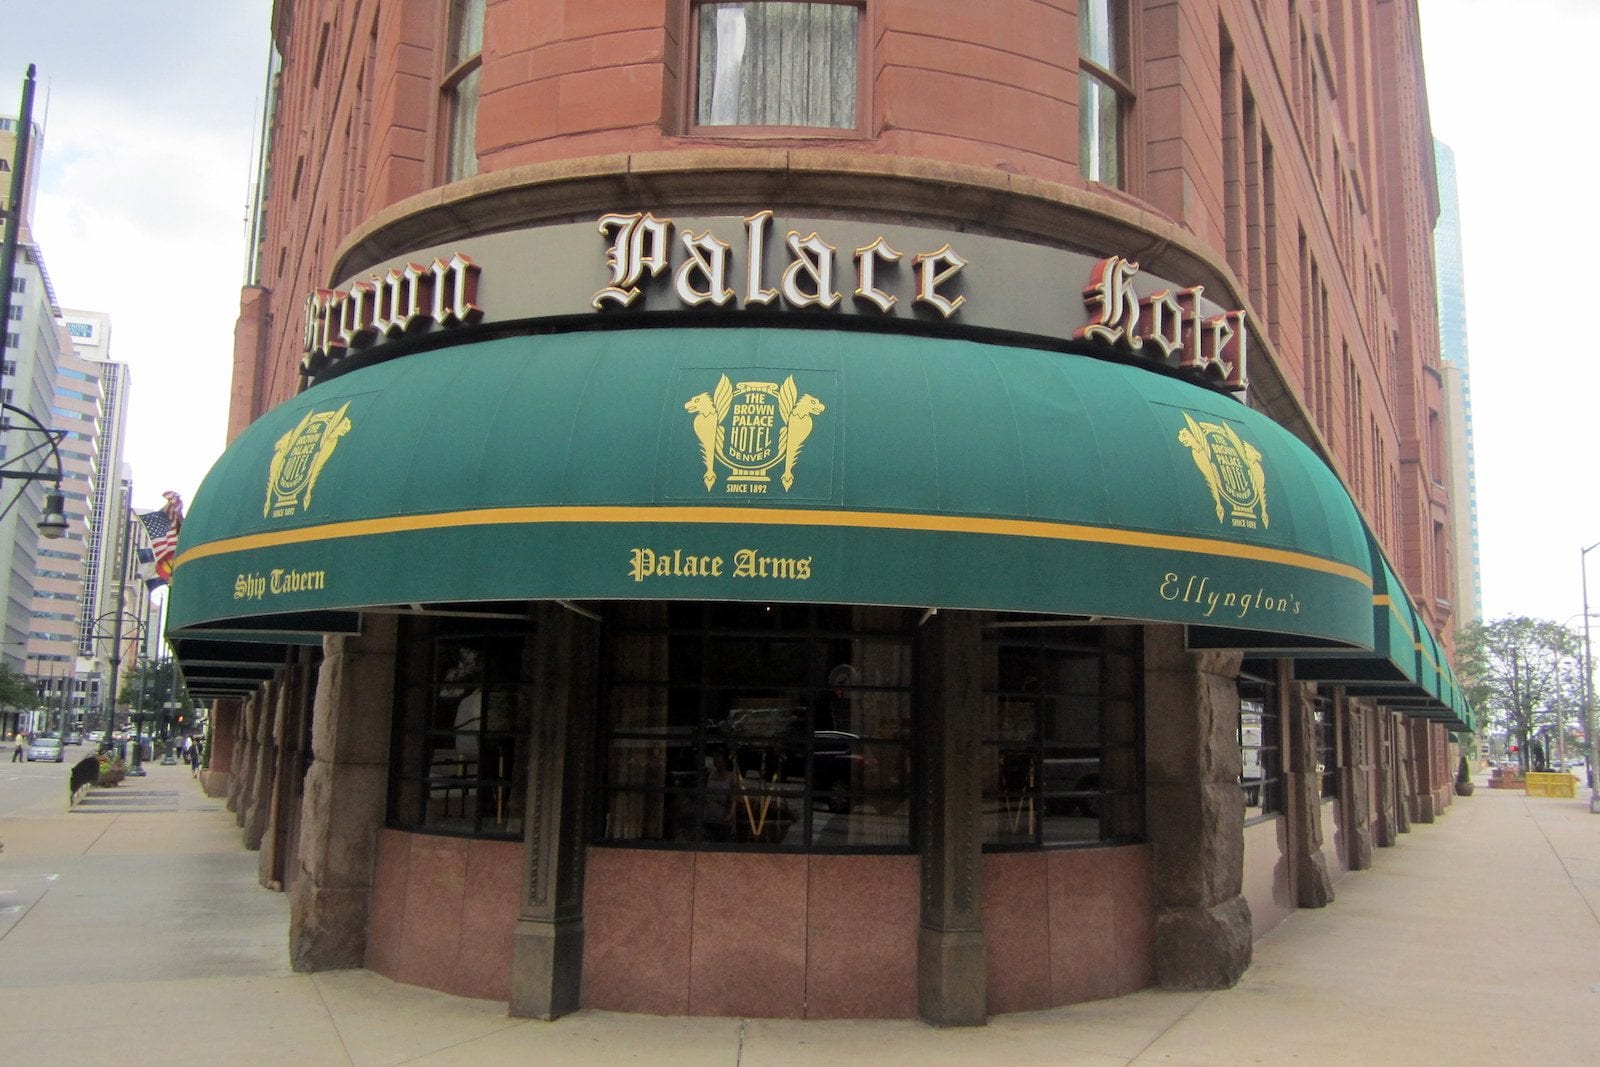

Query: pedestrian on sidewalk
[189,740,202,777]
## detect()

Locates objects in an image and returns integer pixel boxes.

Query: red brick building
[176,0,1470,1025]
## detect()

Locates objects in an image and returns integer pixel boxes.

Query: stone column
[1372,708,1397,847]
[261,655,309,891]
[201,699,239,799]
[1393,712,1413,834]
[244,677,281,852]
[510,604,599,1020]
[1282,674,1333,908]
[1337,693,1373,871]
[289,615,398,972]
[917,610,986,1027]
[1143,625,1251,989]
[230,692,258,822]
[1410,719,1437,823]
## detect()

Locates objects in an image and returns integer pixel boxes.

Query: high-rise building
[1432,140,1483,624]
[3,111,149,739]
[0,112,42,240]
[58,310,145,732]
[1,241,72,683]
[173,1,1472,1024]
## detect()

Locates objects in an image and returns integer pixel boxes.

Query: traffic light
[1510,744,1519,753]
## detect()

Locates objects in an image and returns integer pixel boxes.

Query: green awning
[169,328,1374,647]
[171,630,330,698]
[1289,540,1420,685]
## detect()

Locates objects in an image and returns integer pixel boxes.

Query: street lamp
[1582,541,1600,814]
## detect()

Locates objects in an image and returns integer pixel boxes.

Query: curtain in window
[444,0,485,182]
[698,2,857,129]
[1078,0,1122,186]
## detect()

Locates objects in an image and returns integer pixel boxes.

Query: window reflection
[1239,669,1281,818]
[390,617,534,839]
[981,620,1141,848]
[598,603,914,850]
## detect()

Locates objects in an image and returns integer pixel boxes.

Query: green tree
[1458,617,1583,771]
[0,662,35,710]
[0,663,35,738]
[118,659,192,735]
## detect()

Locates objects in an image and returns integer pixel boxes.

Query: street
[0,742,92,818]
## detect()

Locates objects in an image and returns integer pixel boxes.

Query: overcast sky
[1,1,271,516]
[1,1,1593,629]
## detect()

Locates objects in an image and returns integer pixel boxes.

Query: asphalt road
[0,744,89,818]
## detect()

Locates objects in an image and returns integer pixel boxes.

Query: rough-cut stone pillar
[1144,626,1251,989]
[1411,719,1437,823]
[202,699,240,799]
[244,677,282,852]
[917,610,986,1027]
[1283,674,1333,908]
[261,656,308,891]
[231,693,258,822]
[289,616,398,972]
[1337,694,1373,870]
[511,604,598,1020]
[1393,713,1413,834]
[1373,708,1397,847]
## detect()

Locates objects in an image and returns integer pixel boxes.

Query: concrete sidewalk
[3,764,1598,1065]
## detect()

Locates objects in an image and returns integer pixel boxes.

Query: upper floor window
[1079,0,1132,186]
[442,0,484,182]
[691,1,862,133]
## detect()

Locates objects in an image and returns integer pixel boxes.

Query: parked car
[26,737,65,763]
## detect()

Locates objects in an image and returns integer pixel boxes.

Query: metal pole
[1582,543,1599,813]
[128,578,148,775]
[102,503,133,755]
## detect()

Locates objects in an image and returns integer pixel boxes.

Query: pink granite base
[583,848,919,1019]
[364,829,521,1001]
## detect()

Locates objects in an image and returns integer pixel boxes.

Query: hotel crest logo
[265,403,353,518]
[686,375,825,493]
[1177,412,1269,529]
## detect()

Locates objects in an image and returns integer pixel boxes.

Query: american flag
[138,491,184,582]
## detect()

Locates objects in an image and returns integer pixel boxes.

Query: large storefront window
[693,1,861,131]
[981,622,1142,848]
[1239,669,1282,817]
[389,616,534,839]
[597,602,913,850]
